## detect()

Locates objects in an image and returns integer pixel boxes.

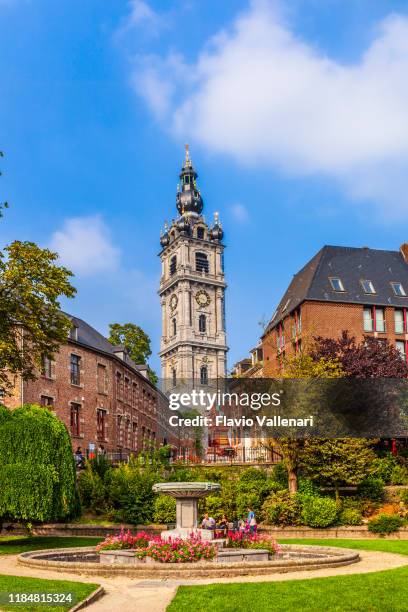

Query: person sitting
[218,514,229,536]
[201,513,216,530]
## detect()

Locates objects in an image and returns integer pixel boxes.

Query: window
[200,365,208,385]
[363,306,385,332]
[277,323,285,351]
[375,307,385,332]
[70,403,80,436]
[172,367,177,387]
[196,227,205,239]
[172,317,177,336]
[97,409,106,441]
[391,282,406,297]
[195,252,209,273]
[41,355,52,379]
[329,277,345,292]
[40,395,53,407]
[170,255,177,275]
[116,372,122,399]
[70,354,81,385]
[97,364,107,394]
[199,314,206,333]
[124,377,130,402]
[117,415,123,446]
[396,341,406,361]
[132,422,138,451]
[361,280,376,294]
[395,309,405,334]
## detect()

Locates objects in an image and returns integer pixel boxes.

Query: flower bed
[96,528,152,551]
[96,529,217,563]
[226,531,280,555]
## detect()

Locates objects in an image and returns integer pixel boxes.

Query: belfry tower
[158,146,228,386]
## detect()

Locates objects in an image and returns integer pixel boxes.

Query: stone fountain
[152,481,221,541]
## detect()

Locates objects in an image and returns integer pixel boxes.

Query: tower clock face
[196,290,211,307]
[169,294,178,311]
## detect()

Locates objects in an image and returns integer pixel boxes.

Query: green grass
[167,539,408,612]
[0,574,98,611]
[0,536,102,555]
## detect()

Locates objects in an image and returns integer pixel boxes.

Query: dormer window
[329,277,345,292]
[282,299,291,311]
[361,280,376,294]
[69,326,78,341]
[391,282,406,297]
[196,227,205,240]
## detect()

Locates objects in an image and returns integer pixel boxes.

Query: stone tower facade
[158,146,228,386]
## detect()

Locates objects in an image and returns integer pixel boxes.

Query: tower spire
[184,143,192,168]
[176,145,203,216]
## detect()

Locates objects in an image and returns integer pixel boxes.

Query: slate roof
[264,245,408,333]
[66,314,147,375]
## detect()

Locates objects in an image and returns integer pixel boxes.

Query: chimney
[400,243,408,263]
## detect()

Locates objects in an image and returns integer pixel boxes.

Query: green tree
[300,438,376,502]
[0,241,76,393]
[0,404,78,524]
[262,352,344,494]
[108,322,158,383]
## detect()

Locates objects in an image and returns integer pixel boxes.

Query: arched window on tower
[172,317,177,336]
[172,368,177,387]
[199,314,206,333]
[196,226,205,240]
[170,255,177,276]
[200,365,208,385]
[196,252,209,273]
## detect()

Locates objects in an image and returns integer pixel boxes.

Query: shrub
[301,497,338,528]
[357,477,384,502]
[77,464,107,513]
[153,495,176,524]
[272,462,289,489]
[236,492,262,517]
[400,489,408,505]
[368,514,404,535]
[0,404,77,522]
[204,495,224,521]
[261,491,301,526]
[390,465,408,486]
[136,535,216,563]
[108,464,158,524]
[338,508,363,526]
[371,454,397,484]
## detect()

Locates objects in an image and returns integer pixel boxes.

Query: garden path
[0,551,407,611]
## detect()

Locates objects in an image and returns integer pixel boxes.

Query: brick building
[4,315,179,457]
[262,244,408,374]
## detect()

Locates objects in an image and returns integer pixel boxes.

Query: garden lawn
[167,539,408,612]
[0,536,102,555]
[0,574,98,612]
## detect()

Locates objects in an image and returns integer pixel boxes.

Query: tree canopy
[108,322,158,383]
[0,241,76,393]
[0,404,78,523]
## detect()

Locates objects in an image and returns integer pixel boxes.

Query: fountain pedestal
[152,482,221,541]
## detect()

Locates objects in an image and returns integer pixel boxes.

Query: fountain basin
[18,545,360,578]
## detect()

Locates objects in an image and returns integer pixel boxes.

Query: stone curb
[69,586,104,612]
[17,545,360,579]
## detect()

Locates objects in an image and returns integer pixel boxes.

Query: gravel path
[0,550,407,612]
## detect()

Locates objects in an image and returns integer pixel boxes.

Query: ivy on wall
[0,404,78,523]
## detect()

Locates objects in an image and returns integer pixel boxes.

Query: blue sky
[2,0,408,373]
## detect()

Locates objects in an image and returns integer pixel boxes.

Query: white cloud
[50,215,120,277]
[116,0,168,41]
[132,1,408,216]
[230,203,249,223]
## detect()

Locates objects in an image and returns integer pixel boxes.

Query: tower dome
[176,144,203,216]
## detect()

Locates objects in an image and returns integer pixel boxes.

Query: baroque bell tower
[158,146,228,386]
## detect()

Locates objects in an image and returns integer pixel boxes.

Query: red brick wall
[3,341,179,455]
[263,301,408,374]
